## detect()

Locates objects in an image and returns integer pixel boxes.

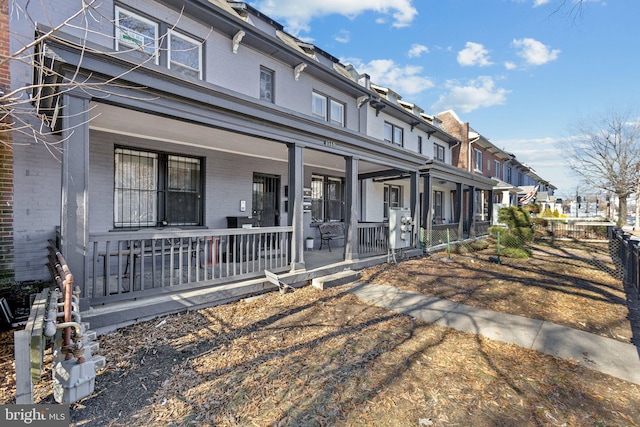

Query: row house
[436,110,555,219]
[7,0,518,321]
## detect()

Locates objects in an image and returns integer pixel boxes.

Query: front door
[252,173,280,226]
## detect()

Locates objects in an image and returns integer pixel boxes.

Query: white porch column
[410,171,419,247]
[287,143,305,270]
[344,156,359,261]
[60,91,90,298]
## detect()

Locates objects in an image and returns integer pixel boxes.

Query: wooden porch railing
[357,222,388,256]
[87,227,292,304]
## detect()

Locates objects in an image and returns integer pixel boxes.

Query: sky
[248,0,640,198]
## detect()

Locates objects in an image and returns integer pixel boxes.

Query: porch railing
[474,221,491,236]
[357,222,388,256]
[422,223,460,248]
[87,226,292,304]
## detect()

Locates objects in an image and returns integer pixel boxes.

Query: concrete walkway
[348,282,640,386]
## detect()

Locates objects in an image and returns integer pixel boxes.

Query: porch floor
[82,246,396,335]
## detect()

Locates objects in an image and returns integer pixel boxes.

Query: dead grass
[0,240,638,426]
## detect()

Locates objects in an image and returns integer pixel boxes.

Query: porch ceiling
[89,102,386,175]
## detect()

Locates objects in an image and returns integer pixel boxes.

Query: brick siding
[0,0,15,284]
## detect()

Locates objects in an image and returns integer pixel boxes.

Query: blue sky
[249,0,640,197]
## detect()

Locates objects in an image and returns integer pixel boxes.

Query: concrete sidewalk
[348,282,640,386]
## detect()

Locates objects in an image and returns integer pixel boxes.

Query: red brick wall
[0,0,15,284]
[437,112,469,170]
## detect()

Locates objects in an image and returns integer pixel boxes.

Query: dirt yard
[1,240,639,426]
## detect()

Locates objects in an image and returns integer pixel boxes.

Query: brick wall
[0,0,14,284]
[437,112,469,170]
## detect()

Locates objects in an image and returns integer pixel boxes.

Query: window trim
[474,148,483,172]
[494,160,501,179]
[168,29,203,79]
[384,184,402,219]
[312,91,345,126]
[115,6,159,64]
[434,143,445,162]
[384,122,404,146]
[260,66,275,103]
[114,146,204,228]
[311,174,345,223]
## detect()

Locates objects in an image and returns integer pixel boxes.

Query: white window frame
[115,6,159,64]
[494,160,501,179]
[312,92,345,126]
[312,92,328,121]
[434,143,445,162]
[260,66,275,103]
[168,30,202,79]
[384,122,404,146]
[474,149,482,172]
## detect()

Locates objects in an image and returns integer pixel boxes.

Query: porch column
[287,143,305,270]
[456,183,463,239]
[409,171,419,248]
[469,185,476,238]
[422,173,432,248]
[344,156,359,261]
[487,189,494,224]
[60,90,90,297]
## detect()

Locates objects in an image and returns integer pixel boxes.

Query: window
[434,143,445,162]
[506,166,512,183]
[260,67,274,102]
[384,185,402,219]
[311,175,344,222]
[384,122,403,146]
[115,7,159,63]
[474,149,482,171]
[114,148,203,228]
[494,160,501,179]
[418,136,423,154]
[168,30,202,79]
[312,92,345,126]
[433,190,443,219]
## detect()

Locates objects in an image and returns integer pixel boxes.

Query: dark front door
[252,173,280,226]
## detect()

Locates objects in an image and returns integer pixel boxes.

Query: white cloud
[408,43,429,58]
[457,42,493,67]
[249,0,418,36]
[512,38,560,66]
[504,61,517,70]
[334,30,350,44]
[345,57,434,95]
[533,0,551,6]
[431,76,509,113]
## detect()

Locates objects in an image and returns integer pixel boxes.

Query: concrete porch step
[312,270,360,290]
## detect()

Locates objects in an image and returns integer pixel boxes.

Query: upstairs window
[384,122,403,146]
[260,67,275,103]
[418,136,423,154]
[168,30,202,79]
[114,147,203,228]
[494,160,501,179]
[312,92,345,126]
[506,166,512,183]
[474,149,482,172]
[434,143,445,162]
[115,7,158,63]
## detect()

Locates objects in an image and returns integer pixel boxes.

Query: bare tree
[567,109,640,228]
[1,0,198,158]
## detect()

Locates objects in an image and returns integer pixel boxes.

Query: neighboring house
[436,110,555,219]
[6,0,544,322]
